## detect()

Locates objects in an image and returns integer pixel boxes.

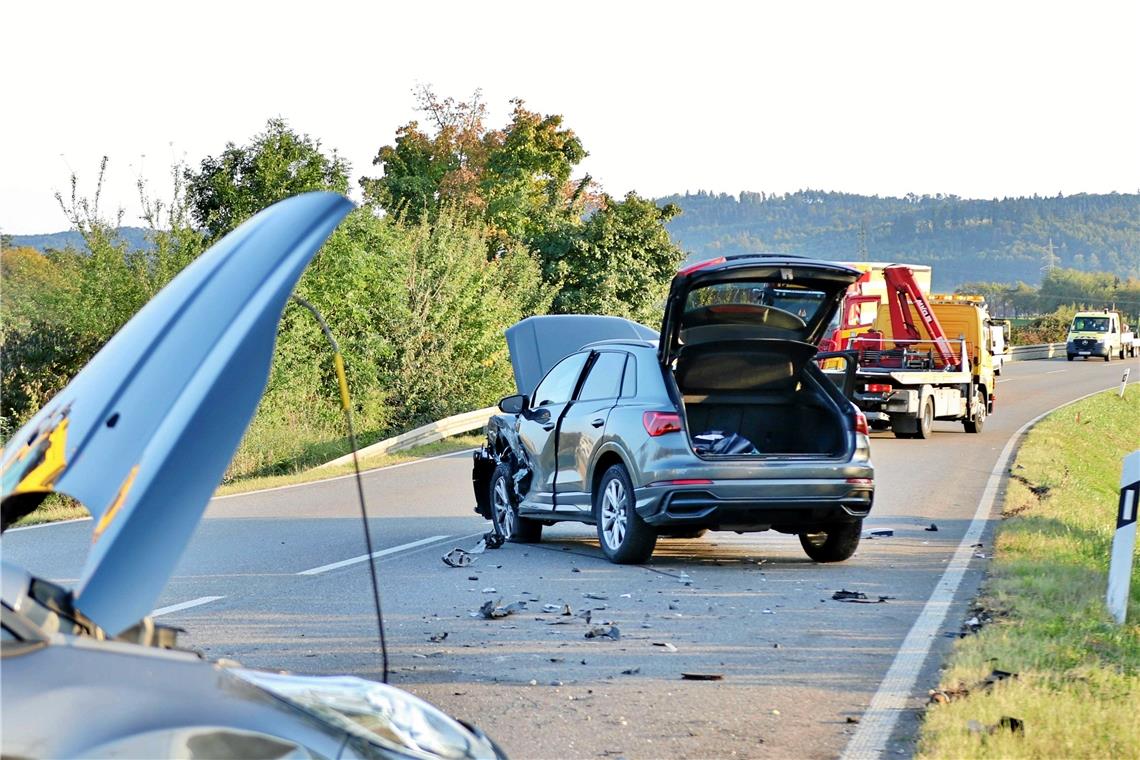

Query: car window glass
[577,352,626,401]
[621,355,637,397]
[532,353,589,406]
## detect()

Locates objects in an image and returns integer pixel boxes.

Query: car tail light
[853,411,869,436]
[846,478,873,486]
[864,383,891,393]
[647,478,714,487]
[643,411,682,436]
[677,257,726,276]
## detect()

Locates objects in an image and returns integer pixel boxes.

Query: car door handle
[542,422,556,431]
[591,418,605,428]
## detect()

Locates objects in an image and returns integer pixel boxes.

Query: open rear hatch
[659,256,860,457]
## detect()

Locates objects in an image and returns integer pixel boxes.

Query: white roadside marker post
[1120,368,1131,398]
[1107,450,1140,625]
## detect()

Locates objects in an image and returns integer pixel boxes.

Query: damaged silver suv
[472,255,874,564]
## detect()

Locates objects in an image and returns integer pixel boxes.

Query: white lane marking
[211,448,476,501]
[843,381,1136,759]
[151,596,224,617]
[297,535,454,576]
[6,516,93,532]
[1046,369,1068,374]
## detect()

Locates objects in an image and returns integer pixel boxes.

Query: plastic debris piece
[543,604,562,613]
[571,567,582,573]
[869,529,894,538]
[583,593,608,601]
[584,625,620,640]
[442,548,477,568]
[482,530,504,550]
[762,608,775,614]
[833,589,891,604]
[925,523,938,531]
[652,642,678,652]
[429,632,448,643]
[482,588,497,593]
[621,666,640,675]
[561,604,573,616]
[681,673,724,681]
[620,593,632,598]
[467,576,479,581]
[846,716,860,724]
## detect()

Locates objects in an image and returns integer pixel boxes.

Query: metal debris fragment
[681,673,723,681]
[442,548,477,568]
[584,625,620,640]
[653,642,678,653]
[429,632,448,643]
[477,599,526,619]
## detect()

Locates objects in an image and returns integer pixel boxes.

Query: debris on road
[925,523,939,532]
[583,593,608,601]
[832,589,892,604]
[585,625,620,640]
[846,716,860,724]
[476,599,526,619]
[868,529,894,538]
[653,642,678,653]
[480,531,505,550]
[621,666,640,675]
[481,588,497,594]
[681,673,724,681]
[429,632,448,643]
[542,604,562,613]
[442,548,477,568]
[571,567,582,573]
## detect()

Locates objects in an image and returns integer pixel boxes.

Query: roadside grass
[9,434,482,527]
[917,387,1140,759]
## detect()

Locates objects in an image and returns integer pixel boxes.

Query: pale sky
[3,0,1138,234]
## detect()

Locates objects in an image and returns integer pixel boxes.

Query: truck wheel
[1067,354,1074,361]
[490,462,542,543]
[963,397,986,434]
[799,520,862,562]
[915,397,934,439]
[595,464,657,564]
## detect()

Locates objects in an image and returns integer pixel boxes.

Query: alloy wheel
[600,478,627,550]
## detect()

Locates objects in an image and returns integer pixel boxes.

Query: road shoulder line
[296,535,455,576]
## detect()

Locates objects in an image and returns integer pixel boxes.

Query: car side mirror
[498,394,527,415]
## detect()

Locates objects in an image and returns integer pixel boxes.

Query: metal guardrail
[316,405,496,469]
[1005,342,1066,362]
[315,343,1069,470]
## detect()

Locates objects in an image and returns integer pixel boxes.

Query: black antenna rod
[291,296,389,683]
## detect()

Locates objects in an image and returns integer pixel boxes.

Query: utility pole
[857,220,868,262]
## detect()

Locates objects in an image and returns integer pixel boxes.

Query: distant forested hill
[657,191,1140,290]
[8,227,151,254]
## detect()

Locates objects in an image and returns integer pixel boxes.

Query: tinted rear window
[684,282,829,331]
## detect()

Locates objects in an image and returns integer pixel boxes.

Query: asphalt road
[4,356,1137,759]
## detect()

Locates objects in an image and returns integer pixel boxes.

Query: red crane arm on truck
[882,264,960,369]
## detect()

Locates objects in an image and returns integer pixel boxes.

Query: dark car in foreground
[1,193,502,760]
[473,255,875,564]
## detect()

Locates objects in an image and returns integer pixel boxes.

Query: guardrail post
[1121,368,1131,398]
[1107,450,1140,625]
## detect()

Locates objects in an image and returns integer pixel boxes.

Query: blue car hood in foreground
[0,192,353,635]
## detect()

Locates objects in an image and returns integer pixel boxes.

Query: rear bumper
[634,478,874,532]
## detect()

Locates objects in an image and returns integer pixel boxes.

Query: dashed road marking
[296,535,456,575]
[151,596,225,617]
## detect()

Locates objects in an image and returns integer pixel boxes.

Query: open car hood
[658,255,860,364]
[0,192,353,635]
[505,315,657,395]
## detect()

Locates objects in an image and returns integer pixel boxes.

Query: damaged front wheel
[490,462,542,543]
